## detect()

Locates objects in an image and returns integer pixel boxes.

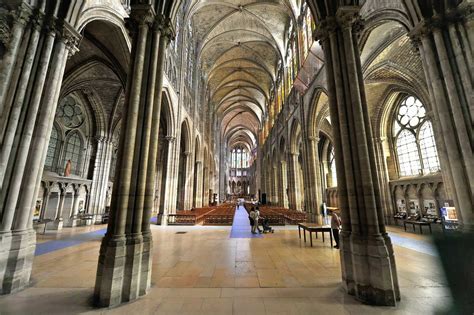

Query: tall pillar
[288,153,302,211]
[50,190,66,230]
[278,161,289,208]
[94,7,174,307]
[67,184,82,227]
[88,138,113,223]
[272,165,279,205]
[183,151,193,210]
[314,6,399,305]
[194,161,203,208]
[408,3,473,232]
[303,136,322,222]
[161,135,177,224]
[373,137,393,225]
[0,2,80,294]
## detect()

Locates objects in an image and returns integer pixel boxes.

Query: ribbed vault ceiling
[189,0,300,150]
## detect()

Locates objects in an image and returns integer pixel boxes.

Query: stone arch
[161,88,177,137]
[307,88,329,138]
[289,119,302,154]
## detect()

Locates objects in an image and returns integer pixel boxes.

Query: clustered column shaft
[409,3,473,232]
[315,6,399,306]
[94,5,174,307]
[0,2,80,294]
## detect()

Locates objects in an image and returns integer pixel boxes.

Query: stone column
[314,6,399,305]
[194,161,203,208]
[278,161,289,208]
[0,3,32,122]
[202,164,209,207]
[183,151,193,210]
[0,4,80,294]
[88,137,113,223]
[409,3,473,232]
[40,187,51,221]
[304,136,321,223]
[373,137,393,224]
[50,190,65,230]
[288,153,301,210]
[94,7,174,307]
[161,135,177,224]
[67,185,82,227]
[272,165,279,205]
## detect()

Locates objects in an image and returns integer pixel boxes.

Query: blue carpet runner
[230,205,262,238]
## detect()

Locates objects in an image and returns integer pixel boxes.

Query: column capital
[307,136,320,143]
[183,151,192,157]
[196,160,203,165]
[127,4,156,34]
[313,6,363,41]
[165,135,176,143]
[408,5,469,43]
[12,2,33,27]
[372,136,386,144]
[130,4,156,25]
[154,14,175,42]
[58,21,82,57]
[335,6,362,31]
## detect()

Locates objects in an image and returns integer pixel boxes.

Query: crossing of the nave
[0,0,472,314]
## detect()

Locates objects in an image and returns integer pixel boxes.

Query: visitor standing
[331,210,342,249]
[249,207,256,234]
[254,207,263,233]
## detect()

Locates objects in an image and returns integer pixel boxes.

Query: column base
[93,214,103,225]
[46,219,63,230]
[0,229,36,294]
[64,217,78,227]
[340,232,399,306]
[159,214,168,226]
[94,233,152,307]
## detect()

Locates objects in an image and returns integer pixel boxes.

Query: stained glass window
[56,96,85,129]
[64,132,83,175]
[419,121,440,173]
[45,126,60,171]
[393,96,439,176]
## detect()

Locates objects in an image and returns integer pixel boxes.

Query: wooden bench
[403,220,432,234]
[203,214,234,225]
[297,223,333,247]
[167,214,196,225]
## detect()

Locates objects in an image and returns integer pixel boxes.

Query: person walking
[330,210,342,249]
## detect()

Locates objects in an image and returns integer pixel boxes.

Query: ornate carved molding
[313,6,363,41]
[127,4,155,33]
[154,14,175,42]
[165,135,176,143]
[58,21,82,57]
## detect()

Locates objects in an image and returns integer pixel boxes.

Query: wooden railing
[167,214,196,225]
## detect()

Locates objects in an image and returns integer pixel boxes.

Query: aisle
[230,205,262,238]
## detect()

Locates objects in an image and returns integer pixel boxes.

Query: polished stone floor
[0,222,453,314]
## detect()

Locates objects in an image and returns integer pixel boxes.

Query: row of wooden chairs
[203,205,236,225]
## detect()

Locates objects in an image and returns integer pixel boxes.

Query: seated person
[261,217,274,233]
